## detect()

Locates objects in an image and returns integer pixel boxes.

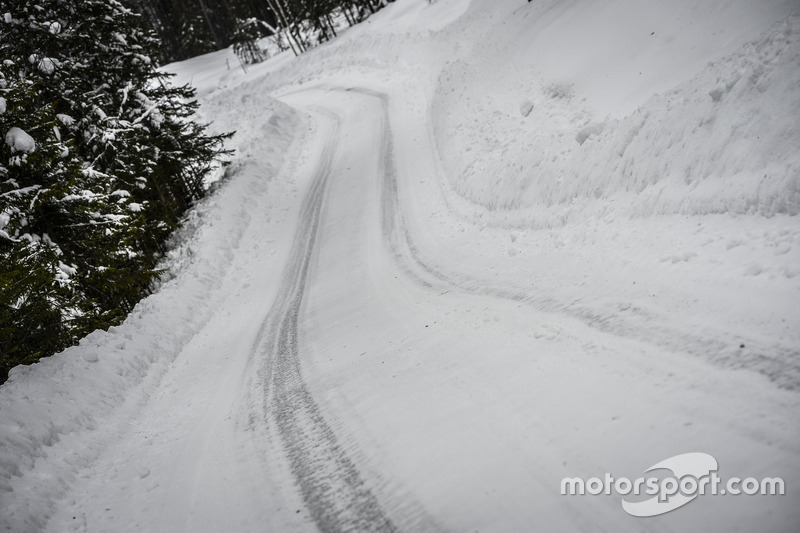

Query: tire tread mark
[255,115,397,533]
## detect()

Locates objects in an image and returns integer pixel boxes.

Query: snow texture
[1,0,799,531]
[5,126,35,153]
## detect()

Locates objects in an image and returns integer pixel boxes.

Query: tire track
[252,113,397,533]
[352,86,800,390]
[249,83,796,533]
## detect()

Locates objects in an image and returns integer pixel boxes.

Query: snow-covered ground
[2,0,799,531]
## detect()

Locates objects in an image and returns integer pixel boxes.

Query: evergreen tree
[127,0,394,63]
[232,17,269,65]
[0,72,89,369]
[177,8,218,58]
[0,0,231,382]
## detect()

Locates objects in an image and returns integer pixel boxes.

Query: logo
[561,452,785,517]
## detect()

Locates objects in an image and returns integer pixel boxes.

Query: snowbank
[432,0,800,219]
[0,94,304,531]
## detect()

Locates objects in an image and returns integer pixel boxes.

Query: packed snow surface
[2,0,799,532]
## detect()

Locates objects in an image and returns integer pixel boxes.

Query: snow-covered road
[3,0,800,531]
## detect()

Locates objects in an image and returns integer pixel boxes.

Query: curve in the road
[249,82,798,533]
[251,112,397,533]
[350,86,799,390]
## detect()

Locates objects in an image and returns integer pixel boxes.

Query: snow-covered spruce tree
[0,73,91,371]
[232,17,269,65]
[0,0,231,382]
[177,10,218,58]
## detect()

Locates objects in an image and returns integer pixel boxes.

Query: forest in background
[126,0,395,63]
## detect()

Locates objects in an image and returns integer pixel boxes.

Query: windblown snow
[2,0,799,532]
